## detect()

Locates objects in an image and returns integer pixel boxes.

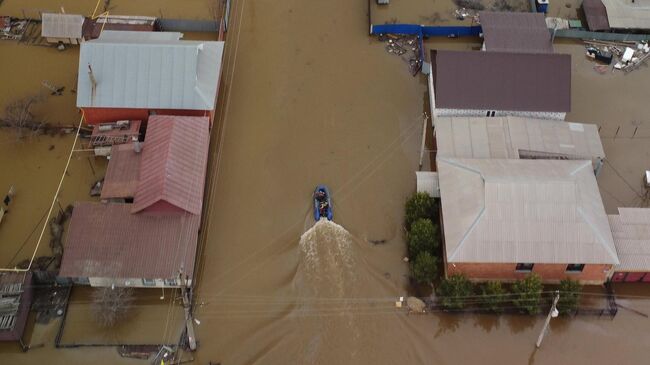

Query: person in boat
[315,190,326,201]
[319,200,329,217]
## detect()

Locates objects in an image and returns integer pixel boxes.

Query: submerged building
[76,31,224,124]
[59,115,210,288]
[437,158,619,284]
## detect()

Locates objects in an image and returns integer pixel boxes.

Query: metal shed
[41,13,84,44]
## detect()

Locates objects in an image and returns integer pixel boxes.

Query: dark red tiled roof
[101,143,142,200]
[132,115,210,215]
[430,50,571,113]
[59,202,200,280]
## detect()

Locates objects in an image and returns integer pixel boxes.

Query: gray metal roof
[97,30,183,42]
[76,33,224,110]
[437,158,619,264]
[430,50,571,112]
[479,11,553,53]
[41,13,84,39]
[610,208,650,271]
[602,0,650,29]
[435,116,605,161]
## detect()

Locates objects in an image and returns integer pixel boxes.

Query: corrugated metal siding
[610,208,650,271]
[100,144,142,199]
[431,50,571,112]
[479,11,553,54]
[435,117,605,161]
[131,115,210,215]
[438,158,618,264]
[41,13,84,39]
[77,35,224,110]
[59,202,200,279]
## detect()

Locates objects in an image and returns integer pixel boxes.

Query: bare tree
[91,287,135,327]
[1,94,46,139]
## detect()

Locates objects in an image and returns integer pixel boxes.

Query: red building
[59,115,210,288]
[76,31,224,125]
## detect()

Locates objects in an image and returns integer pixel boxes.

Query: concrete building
[41,13,85,44]
[59,116,210,288]
[609,208,650,282]
[76,31,224,124]
[437,158,619,284]
[428,50,571,120]
[479,11,553,54]
[434,116,605,171]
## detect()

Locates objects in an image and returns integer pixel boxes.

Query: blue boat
[313,185,333,221]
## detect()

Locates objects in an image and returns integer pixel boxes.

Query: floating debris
[584,40,650,74]
[379,34,422,75]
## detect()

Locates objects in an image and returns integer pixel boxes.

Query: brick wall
[446,262,612,285]
[82,107,211,125]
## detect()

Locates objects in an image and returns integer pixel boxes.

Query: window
[164,279,178,287]
[566,264,585,273]
[490,111,496,117]
[515,263,534,272]
[486,111,490,117]
[142,278,156,286]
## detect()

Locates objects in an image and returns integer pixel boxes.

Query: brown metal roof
[100,143,142,200]
[430,50,571,113]
[59,202,200,280]
[479,11,553,54]
[583,0,611,31]
[132,116,210,215]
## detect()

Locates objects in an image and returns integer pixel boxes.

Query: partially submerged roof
[601,0,650,29]
[435,116,605,161]
[609,208,650,271]
[430,50,571,113]
[100,143,142,200]
[41,13,84,39]
[437,158,618,264]
[0,272,32,342]
[59,202,200,280]
[479,11,553,53]
[132,115,210,215]
[583,0,611,31]
[77,32,224,110]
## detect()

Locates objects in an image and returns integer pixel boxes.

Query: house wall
[446,262,612,284]
[82,107,212,125]
[433,108,566,121]
[87,277,190,288]
[46,37,81,45]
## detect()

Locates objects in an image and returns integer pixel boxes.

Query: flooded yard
[0,0,649,364]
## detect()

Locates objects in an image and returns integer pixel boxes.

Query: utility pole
[536,290,560,348]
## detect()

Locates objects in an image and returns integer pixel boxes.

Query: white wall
[433,108,566,121]
[87,277,191,288]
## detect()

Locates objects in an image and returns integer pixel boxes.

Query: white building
[41,13,85,45]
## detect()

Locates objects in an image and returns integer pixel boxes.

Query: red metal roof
[59,202,200,280]
[131,115,210,215]
[100,143,142,200]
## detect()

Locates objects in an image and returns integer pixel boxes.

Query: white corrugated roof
[435,117,605,162]
[76,33,224,110]
[41,13,84,39]
[97,30,183,42]
[602,0,650,29]
[610,208,650,271]
[438,158,619,264]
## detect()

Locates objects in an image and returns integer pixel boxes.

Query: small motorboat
[313,185,333,221]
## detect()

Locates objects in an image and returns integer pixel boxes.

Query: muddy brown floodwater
[1,0,650,364]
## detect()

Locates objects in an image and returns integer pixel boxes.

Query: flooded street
[0,0,649,364]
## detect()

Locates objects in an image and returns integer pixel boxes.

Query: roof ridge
[576,207,620,264]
